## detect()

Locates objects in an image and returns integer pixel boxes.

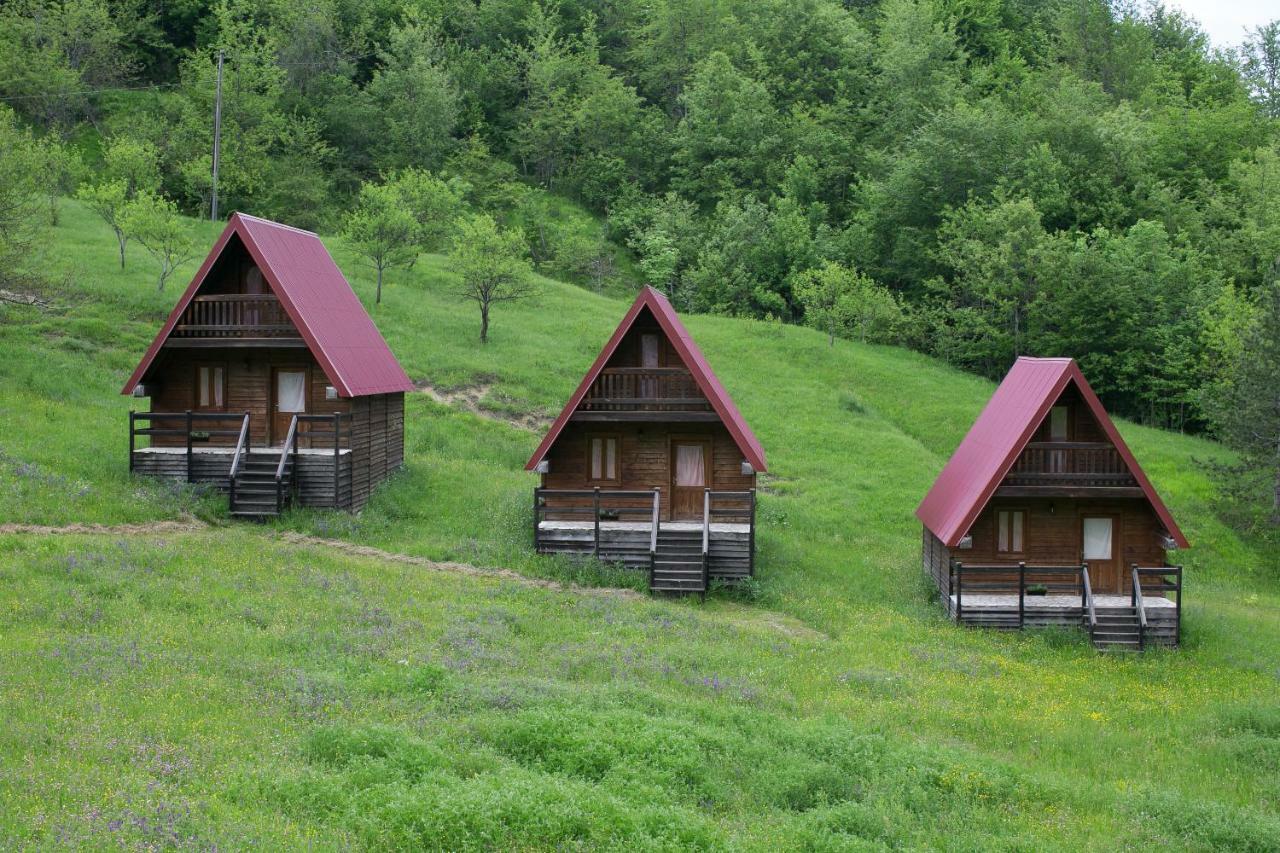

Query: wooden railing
[1082,564,1097,644]
[579,368,711,412]
[534,487,662,558]
[1131,565,1148,651]
[1134,565,1183,646]
[1004,442,1137,488]
[950,562,1087,628]
[227,413,251,509]
[129,410,251,482]
[275,415,299,515]
[171,295,298,339]
[533,486,757,574]
[701,489,711,596]
[296,412,350,507]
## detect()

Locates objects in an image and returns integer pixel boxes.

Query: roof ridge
[230,211,318,237]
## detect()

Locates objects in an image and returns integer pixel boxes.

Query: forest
[1,0,1278,531]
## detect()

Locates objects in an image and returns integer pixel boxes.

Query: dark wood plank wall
[541,422,754,520]
[1031,386,1106,443]
[144,349,350,448]
[950,497,1165,592]
[346,392,405,512]
[611,317,679,368]
[922,527,951,598]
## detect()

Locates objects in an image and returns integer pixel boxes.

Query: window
[997,510,1025,554]
[1049,406,1069,440]
[1083,517,1113,560]
[588,435,619,484]
[196,365,225,410]
[641,333,660,368]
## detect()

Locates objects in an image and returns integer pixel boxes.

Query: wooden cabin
[917,357,1189,651]
[527,286,766,594]
[122,213,412,517]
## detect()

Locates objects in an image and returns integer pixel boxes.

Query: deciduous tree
[449,214,535,343]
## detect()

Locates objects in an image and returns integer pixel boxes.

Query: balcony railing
[579,368,712,412]
[171,295,299,339]
[1003,442,1137,488]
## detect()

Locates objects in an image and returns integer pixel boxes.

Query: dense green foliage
[2,202,1279,848]
[4,0,1279,431]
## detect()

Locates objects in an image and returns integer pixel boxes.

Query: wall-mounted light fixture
[958,535,974,550]
[325,385,338,401]
[534,460,550,474]
[740,461,755,476]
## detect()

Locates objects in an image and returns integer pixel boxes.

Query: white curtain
[590,438,617,480]
[641,334,660,367]
[1083,518,1113,560]
[212,367,224,408]
[277,371,306,413]
[676,444,704,487]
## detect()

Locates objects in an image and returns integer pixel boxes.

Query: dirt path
[414,379,552,432]
[276,531,649,602]
[0,521,823,639]
[0,520,206,536]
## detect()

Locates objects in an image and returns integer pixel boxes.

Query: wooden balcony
[168,295,303,346]
[573,368,716,422]
[996,442,1143,497]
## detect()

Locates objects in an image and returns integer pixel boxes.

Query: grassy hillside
[1,202,1278,849]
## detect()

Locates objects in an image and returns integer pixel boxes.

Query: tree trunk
[116,229,127,269]
[479,301,490,343]
[376,265,383,305]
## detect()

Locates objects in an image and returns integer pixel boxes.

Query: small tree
[76,136,160,268]
[391,168,465,257]
[0,107,45,289]
[450,214,535,343]
[794,261,902,346]
[120,192,197,291]
[39,137,81,226]
[344,181,418,305]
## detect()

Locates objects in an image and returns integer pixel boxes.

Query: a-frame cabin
[917,357,1189,650]
[527,286,766,594]
[123,213,412,517]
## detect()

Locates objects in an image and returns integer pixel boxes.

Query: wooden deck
[536,520,753,580]
[131,446,354,510]
[946,593,1179,647]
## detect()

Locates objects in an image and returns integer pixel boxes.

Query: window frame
[585,433,622,486]
[995,507,1027,557]
[193,363,228,412]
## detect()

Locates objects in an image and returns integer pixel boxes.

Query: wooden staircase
[229,451,294,518]
[1091,606,1143,652]
[649,529,708,595]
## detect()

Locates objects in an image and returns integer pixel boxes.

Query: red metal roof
[526,286,767,472]
[916,357,1189,548]
[122,213,412,398]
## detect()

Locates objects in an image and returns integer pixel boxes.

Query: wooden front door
[671,440,710,520]
[270,367,307,445]
[1082,514,1121,594]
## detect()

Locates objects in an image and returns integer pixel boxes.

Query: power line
[0,82,181,102]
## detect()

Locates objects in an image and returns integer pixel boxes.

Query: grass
[0,200,1278,849]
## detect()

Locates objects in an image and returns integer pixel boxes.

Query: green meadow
[1,202,1278,849]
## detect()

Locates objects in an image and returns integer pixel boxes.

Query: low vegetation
[1,203,1278,848]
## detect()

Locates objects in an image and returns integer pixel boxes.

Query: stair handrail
[649,487,660,590]
[1131,564,1147,651]
[1081,564,1097,644]
[275,415,299,515]
[228,412,251,509]
[701,488,711,597]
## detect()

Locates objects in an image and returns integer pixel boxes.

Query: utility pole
[211,49,224,223]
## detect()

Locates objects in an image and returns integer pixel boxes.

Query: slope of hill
[1,203,1278,849]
